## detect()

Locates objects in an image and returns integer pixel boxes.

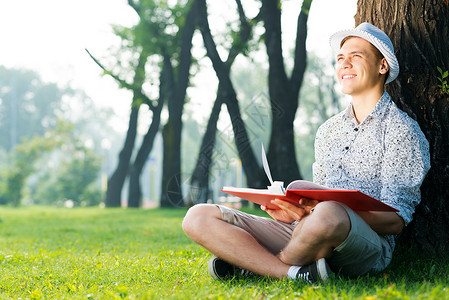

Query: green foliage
[111,0,191,71]
[33,147,102,206]
[0,122,69,205]
[0,206,448,299]
[0,120,103,207]
[437,66,449,95]
[31,129,102,207]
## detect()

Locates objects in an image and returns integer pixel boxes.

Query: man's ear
[379,58,389,75]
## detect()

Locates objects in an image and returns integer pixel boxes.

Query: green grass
[0,206,448,299]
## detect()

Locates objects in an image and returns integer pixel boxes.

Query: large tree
[355,0,449,253]
[87,47,146,208]
[261,0,312,184]
[189,0,261,206]
[189,0,313,206]
[160,0,199,207]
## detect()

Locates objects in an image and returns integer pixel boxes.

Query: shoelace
[296,271,312,284]
[237,267,252,276]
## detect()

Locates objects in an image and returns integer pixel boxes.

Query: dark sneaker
[208,257,251,280]
[295,258,332,283]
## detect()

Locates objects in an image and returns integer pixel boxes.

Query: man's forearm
[356,211,404,235]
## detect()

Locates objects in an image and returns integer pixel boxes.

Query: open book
[221,145,398,212]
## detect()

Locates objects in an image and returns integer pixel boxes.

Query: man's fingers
[272,199,306,221]
[298,197,319,207]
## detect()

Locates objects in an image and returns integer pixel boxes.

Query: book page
[222,186,284,196]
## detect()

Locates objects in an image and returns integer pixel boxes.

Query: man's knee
[279,202,351,265]
[182,204,221,238]
[300,201,350,242]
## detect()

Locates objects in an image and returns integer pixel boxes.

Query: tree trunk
[355,0,449,253]
[127,94,164,208]
[160,0,198,207]
[261,0,312,184]
[127,56,169,208]
[99,41,148,208]
[188,95,223,205]
[197,0,263,190]
[188,0,257,205]
[105,106,139,207]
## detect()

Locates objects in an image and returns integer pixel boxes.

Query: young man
[182,23,430,283]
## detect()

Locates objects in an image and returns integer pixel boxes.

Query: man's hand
[261,198,319,223]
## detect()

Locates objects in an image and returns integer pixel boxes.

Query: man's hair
[340,36,390,85]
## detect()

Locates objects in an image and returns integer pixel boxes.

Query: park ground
[0,206,448,299]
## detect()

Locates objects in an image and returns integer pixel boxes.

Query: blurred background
[0,0,356,208]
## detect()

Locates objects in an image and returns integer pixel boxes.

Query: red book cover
[221,187,398,212]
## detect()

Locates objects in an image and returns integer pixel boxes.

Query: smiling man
[182,23,430,283]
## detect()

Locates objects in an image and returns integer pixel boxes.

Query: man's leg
[182,204,291,278]
[279,201,351,266]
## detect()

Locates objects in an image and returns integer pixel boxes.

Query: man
[182,23,430,283]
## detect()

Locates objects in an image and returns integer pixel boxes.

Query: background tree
[261,0,313,184]
[91,0,200,208]
[0,67,62,152]
[87,10,165,208]
[32,134,102,207]
[189,0,260,205]
[355,0,449,253]
[0,122,68,205]
[0,67,111,207]
[159,0,199,207]
[86,46,144,207]
[189,0,314,207]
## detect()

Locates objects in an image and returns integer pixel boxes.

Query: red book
[221,187,398,212]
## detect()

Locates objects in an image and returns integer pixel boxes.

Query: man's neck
[350,88,384,124]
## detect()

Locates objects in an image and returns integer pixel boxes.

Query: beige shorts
[217,203,393,277]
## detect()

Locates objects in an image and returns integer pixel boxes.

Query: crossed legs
[182,201,350,278]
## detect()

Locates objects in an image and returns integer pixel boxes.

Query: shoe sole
[316,258,330,281]
[208,257,222,280]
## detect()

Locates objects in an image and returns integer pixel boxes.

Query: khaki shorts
[217,203,393,277]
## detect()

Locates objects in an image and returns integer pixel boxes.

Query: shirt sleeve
[380,121,431,226]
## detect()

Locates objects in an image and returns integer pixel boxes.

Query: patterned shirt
[313,91,430,248]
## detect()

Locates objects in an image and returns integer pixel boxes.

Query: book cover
[220,144,398,212]
[221,186,399,212]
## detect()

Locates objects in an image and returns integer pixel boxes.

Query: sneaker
[295,258,332,283]
[208,257,251,280]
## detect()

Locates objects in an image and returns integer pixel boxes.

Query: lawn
[0,206,448,299]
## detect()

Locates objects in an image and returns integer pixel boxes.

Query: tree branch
[225,0,252,67]
[290,0,312,97]
[85,48,156,111]
[85,48,133,90]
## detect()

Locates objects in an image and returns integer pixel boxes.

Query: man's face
[336,37,388,96]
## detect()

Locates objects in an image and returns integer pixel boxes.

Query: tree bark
[355,0,449,253]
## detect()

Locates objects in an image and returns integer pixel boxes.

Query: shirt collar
[342,91,391,124]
